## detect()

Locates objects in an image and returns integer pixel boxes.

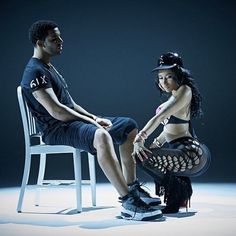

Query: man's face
[42,27,63,56]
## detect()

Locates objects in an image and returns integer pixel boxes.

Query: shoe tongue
[128,180,140,192]
[119,187,140,202]
[129,188,140,197]
[119,193,130,201]
[128,179,139,187]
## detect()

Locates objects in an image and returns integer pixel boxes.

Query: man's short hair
[29,20,58,46]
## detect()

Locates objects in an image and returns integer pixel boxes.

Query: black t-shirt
[21,58,74,135]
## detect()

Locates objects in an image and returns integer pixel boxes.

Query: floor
[0,183,236,236]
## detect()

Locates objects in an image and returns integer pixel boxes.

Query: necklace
[49,63,68,89]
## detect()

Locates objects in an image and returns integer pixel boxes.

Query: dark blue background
[0,0,235,186]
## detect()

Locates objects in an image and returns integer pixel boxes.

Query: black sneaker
[128,180,161,206]
[120,192,162,221]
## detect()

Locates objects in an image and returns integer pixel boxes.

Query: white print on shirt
[30,75,47,89]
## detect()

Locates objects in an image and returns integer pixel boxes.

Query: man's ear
[36,40,44,48]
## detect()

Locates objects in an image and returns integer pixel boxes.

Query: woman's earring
[158,83,165,91]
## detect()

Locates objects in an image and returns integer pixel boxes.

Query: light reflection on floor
[0,183,236,236]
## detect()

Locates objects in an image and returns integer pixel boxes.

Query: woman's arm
[140,85,192,138]
[132,85,192,161]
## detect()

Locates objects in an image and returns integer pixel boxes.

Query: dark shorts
[43,116,138,154]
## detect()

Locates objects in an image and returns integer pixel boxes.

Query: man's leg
[105,116,162,205]
[93,128,162,220]
[119,128,137,184]
[118,127,162,206]
[44,121,162,220]
[93,128,129,197]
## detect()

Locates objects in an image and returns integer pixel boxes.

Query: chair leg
[17,152,31,213]
[35,153,46,206]
[73,149,82,213]
[88,153,96,206]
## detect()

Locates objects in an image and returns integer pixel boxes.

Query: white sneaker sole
[121,207,162,221]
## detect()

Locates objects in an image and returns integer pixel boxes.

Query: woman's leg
[136,138,210,213]
[142,137,208,177]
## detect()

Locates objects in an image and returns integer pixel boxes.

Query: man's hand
[95,117,112,130]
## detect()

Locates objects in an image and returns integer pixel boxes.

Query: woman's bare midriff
[164,124,192,143]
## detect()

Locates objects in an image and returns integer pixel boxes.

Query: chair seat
[30,144,78,154]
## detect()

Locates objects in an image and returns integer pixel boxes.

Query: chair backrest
[17,86,40,147]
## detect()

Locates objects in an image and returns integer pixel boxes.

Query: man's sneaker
[120,192,162,221]
[128,180,161,206]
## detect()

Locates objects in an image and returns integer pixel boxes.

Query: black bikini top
[167,115,190,124]
[156,106,190,125]
[161,114,197,138]
[162,115,190,125]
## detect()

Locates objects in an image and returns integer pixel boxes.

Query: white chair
[17,86,96,213]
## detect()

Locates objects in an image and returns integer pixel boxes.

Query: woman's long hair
[155,67,203,119]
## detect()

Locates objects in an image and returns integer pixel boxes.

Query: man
[21,20,161,220]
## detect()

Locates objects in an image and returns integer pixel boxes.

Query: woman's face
[158,69,179,92]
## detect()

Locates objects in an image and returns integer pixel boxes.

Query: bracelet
[153,138,162,147]
[93,115,98,121]
[134,130,148,143]
[139,130,148,140]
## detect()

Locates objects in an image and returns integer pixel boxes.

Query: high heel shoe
[161,176,193,214]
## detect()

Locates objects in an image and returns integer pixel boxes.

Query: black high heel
[161,176,193,214]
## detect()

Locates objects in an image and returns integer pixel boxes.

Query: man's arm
[69,94,97,120]
[33,88,101,127]
[69,94,112,129]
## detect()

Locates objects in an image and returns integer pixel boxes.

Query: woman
[132,52,211,213]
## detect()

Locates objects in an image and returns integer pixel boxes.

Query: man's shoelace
[136,182,151,197]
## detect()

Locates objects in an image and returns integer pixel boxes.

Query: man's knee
[126,118,138,132]
[123,118,138,141]
[93,128,112,148]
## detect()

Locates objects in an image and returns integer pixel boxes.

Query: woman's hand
[96,117,112,130]
[132,141,152,162]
